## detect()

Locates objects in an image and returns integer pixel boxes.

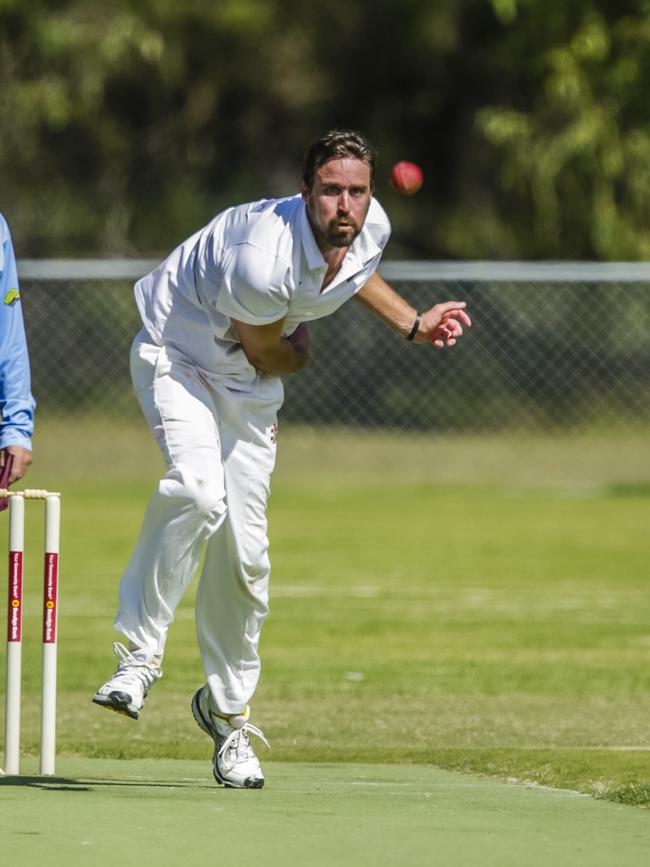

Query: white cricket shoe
[92,642,162,720]
[191,685,269,789]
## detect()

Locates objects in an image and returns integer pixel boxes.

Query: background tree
[2,0,650,259]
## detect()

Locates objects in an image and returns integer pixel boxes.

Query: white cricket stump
[2,489,61,777]
[4,495,25,776]
[40,495,60,775]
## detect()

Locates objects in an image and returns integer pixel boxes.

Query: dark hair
[302,130,377,191]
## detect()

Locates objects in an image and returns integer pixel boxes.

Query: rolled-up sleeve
[0,215,35,450]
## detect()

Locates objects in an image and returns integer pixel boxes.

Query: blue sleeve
[0,214,36,450]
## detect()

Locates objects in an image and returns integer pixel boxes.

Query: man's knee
[239,538,270,585]
[159,465,226,523]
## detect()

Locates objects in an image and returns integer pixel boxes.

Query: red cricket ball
[390,161,424,196]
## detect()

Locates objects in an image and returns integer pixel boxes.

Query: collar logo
[4,288,20,305]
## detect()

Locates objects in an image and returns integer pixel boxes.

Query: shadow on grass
[0,775,213,791]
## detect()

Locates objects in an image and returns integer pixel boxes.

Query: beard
[323,217,361,247]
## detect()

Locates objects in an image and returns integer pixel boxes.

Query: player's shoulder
[219,197,301,294]
[244,195,302,258]
[224,195,300,264]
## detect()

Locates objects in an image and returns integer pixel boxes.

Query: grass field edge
[14,744,649,808]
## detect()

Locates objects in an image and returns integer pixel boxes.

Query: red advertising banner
[42,552,59,644]
[7,551,23,642]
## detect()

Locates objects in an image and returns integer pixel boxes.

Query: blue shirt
[0,213,35,450]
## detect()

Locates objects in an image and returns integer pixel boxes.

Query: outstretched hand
[413,301,472,348]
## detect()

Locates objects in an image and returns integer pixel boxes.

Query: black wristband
[406,313,421,341]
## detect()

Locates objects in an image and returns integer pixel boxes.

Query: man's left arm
[0,217,35,483]
[355,271,471,347]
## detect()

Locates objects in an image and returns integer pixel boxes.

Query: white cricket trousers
[114,330,283,715]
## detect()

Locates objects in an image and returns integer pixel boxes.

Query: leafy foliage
[3,1,650,258]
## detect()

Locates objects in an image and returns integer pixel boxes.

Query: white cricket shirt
[134,194,391,387]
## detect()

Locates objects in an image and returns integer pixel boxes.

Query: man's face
[302,158,373,251]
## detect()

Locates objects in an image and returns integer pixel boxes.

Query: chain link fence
[18,260,650,431]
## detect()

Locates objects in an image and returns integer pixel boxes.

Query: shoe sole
[190,689,264,790]
[92,693,140,720]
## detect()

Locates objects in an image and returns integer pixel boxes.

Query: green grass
[2,422,650,807]
[4,759,650,867]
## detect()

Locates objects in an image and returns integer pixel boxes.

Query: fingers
[444,318,464,337]
[418,301,472,348]
[431,316,464,348]
[9,464,25,485]
[433,336,456,348]
[440,308,472,328]
[431,330,456,348]
[421,302,471,331]
[434,300,467,316]
[7,447,32,484]
[454,309,472,328]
